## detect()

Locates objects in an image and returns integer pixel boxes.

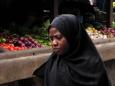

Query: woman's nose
[52,39,58,46]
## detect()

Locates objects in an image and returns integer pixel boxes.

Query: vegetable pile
[86,27,115,40]
[0,31,43,51]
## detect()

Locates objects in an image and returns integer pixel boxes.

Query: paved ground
[104,59,115,86]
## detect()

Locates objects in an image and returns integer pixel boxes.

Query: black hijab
[33,14,111,86]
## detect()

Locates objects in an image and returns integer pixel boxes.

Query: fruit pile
[0,32,43,51]
[86,27,115,40]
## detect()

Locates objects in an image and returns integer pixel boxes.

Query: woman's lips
[53,48,60,52]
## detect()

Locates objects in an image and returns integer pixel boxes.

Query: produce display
[86,27,115,40]
[0,26,115,52]
[0,31,43,51]
[0,19,51,52]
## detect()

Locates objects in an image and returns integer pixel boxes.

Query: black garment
[33,14,111,86]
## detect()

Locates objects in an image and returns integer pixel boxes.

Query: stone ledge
[0,53,50,84]
[0,47,52,59]
[96,41,115,61]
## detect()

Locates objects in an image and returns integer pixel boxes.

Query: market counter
[0,53,50,85]
[96,41,115,61]
[0,38,115,85]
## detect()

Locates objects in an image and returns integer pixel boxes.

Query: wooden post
[54,0,59,17]
[107,0,113,27]
[110,0,113,27]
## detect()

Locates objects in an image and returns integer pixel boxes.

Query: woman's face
[49,27,69,55]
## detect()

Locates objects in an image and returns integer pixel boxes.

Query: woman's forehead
[49,27,61,35]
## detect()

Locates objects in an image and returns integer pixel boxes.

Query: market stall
[0,0,115,86]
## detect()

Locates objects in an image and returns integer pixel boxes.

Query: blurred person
[83,12,104,30]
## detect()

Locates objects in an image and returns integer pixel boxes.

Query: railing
[0,38,115,86]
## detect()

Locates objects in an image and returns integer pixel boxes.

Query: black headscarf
[33,14,111,86]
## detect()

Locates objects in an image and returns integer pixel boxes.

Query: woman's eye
[56,35,62,40]
[49,35,63,41]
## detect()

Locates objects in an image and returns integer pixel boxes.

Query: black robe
[33,14,111,86]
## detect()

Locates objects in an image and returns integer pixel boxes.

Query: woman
[33,14,111,86]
